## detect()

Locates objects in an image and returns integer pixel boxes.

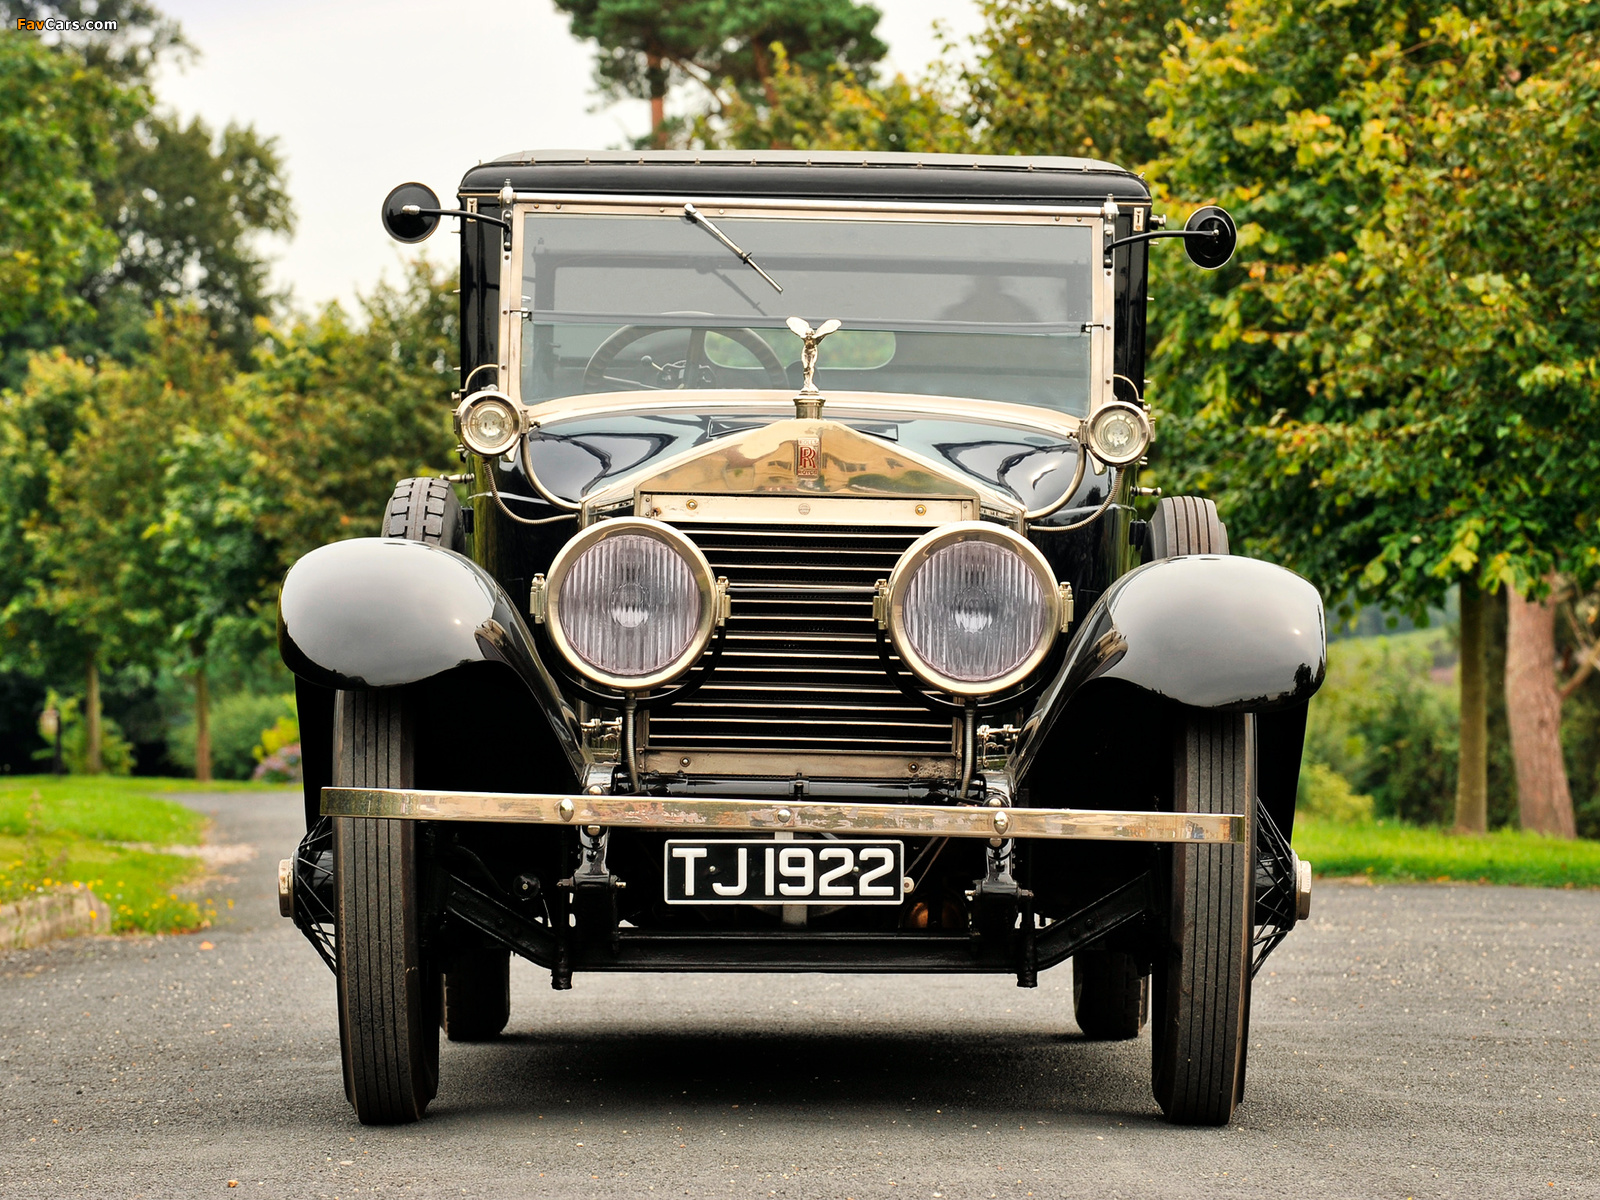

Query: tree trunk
[85,654,103,775]
[194,663,212,783]
[1506,584,1576,837]
[1455,579,1488,833]
[648,53,666,148]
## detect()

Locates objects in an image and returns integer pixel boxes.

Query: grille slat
[643,521,956,765]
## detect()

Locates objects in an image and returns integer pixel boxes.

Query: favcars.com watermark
[16,17,119,30]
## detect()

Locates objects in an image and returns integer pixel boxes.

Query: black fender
[1014,554,1325,789]
[278,537,583,774]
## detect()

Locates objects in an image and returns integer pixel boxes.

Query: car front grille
[641,522,958,774]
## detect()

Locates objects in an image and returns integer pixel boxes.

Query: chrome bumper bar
[321,787,1245,844]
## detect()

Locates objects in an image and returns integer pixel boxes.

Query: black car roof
[458,149,1150,205]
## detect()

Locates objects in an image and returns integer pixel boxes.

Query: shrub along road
[1,791,1596,1199]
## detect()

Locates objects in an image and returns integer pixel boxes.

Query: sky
[151,0,987,315]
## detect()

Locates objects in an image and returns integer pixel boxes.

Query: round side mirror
[382,182,442,244]
[1184,205,1237,270]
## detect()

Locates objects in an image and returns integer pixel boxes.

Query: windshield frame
[494,193,1117,424]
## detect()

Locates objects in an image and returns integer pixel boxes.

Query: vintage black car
[275,150,1324,1127]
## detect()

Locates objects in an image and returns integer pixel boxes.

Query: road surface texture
[1,789,1595,1199]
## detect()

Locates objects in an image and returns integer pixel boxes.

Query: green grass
[1293,816,1600,888]
[0,775,271,933]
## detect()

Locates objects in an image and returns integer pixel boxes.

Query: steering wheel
[582,325,788,393]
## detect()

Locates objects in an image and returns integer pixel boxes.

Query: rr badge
[797,435,820,480]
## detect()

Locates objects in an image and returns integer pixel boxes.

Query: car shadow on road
[433,1026,1161,1124]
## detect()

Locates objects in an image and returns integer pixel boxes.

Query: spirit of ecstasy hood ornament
[785,316,841,419]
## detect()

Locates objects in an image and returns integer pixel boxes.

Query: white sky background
[151,0,987,316]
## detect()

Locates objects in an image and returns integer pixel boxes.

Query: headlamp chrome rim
[884,521,1062,698]
[543,518,718,692]
[454,388,525,458]
[1085,401,1152,468]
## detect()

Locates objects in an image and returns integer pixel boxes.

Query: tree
[963,0,1204,164]
[0,3,292,381]
[551,0,887,146]
[237,261,461,573]
[84,114,295,367]
[1148,0,1600,832]
[0,35,136,386]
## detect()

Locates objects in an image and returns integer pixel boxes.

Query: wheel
[583,324,788,392]
[1150,708,1254,1125]
[382,475,511,1041]
[1146,495,1228,560]
[333,689,440,1124]
[384,477,465,551]
[442,949,511,1042]
[1072,948,1148,1040]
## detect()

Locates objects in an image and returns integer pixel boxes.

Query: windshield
[516,211,1095,415]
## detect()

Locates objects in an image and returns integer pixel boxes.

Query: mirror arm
[401,205,512,250]
[1103,228,1219,264]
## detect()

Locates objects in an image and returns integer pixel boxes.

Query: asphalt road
[1,790,1596,1200]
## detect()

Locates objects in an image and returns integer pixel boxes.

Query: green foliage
[1296,761,1375,823]
[964,0,1200,164]
[712,43,969,152]
[84,113,294,366]
[1304,631,1462,825]
[1293,817,1600,888]
[0,34,135,386]
[167,692,294,781]
[29,691,135,776]
[237,260,460,571]
[553,0,886,114]
[1149,1,1600,614]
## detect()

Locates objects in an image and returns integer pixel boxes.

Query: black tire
[333,689,439,1125]
[1147,496,1228,560]
[383,475,508,1040]
[442,948,512,1042]
[384,477,465,551]
[1151,709,1254,1125]
[1073,948,1148,1040]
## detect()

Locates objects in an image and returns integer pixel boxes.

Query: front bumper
[321,787,1244,844]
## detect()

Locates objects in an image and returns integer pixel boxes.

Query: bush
[1296,761,1375,822]
[252,714,301,783]
[1303,631,1459,825]
[31,692,135,775]
[168,692,295,780]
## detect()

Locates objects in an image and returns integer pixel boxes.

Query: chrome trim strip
[522,390,1083,441]
[322,787,1244,843]
[491,192,1110,220]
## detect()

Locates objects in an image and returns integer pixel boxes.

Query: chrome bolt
[585,825,602,837]
[686,498,699,510]
[914,503,927,516]
[557,799,575,821]
[992,810,1011,835]
[680,757,691,768]
[585,784,603,796]
[776,807,794,824]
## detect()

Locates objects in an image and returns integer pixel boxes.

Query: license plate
[663,839,904,905]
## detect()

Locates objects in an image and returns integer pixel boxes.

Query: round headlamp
[1085,402,1151,467]
[544,519,718,691]
[884,522,1063,697]
[454,389,524,458]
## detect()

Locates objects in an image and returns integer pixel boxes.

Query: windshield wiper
[683,203,783,293]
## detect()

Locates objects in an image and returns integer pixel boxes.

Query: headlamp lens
[902,540,1049,684]
[1087,404,1150,465]
[464,399,518,453]
[556,534,703,679]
